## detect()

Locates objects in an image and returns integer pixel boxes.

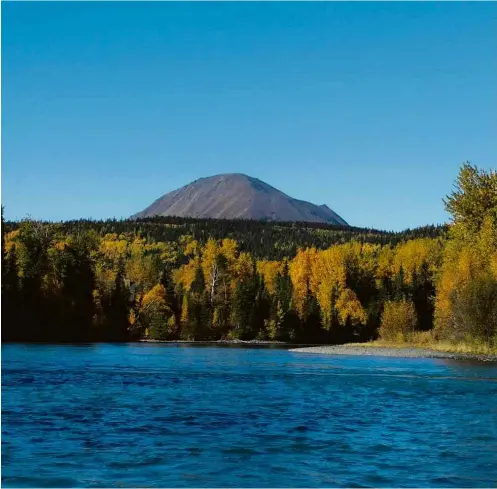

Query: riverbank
[290,343,497,362]
[140,338,497,361]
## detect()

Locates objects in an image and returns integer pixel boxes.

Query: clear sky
[2,2,496,231]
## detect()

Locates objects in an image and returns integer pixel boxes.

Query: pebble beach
[290,345,497,362]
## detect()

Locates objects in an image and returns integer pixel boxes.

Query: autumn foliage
[2,162,496,349]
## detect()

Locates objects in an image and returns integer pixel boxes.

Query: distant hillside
[3,217,449,261]
[133,173,348,225]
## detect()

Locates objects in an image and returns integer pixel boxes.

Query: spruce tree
[104,260,130,341]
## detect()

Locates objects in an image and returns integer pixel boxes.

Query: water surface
[2,343,497,487]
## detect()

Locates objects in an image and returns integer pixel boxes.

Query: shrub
[450,274,497,345]
[379,299,417,342]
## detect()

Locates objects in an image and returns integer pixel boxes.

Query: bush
[379,299,417,342]
[450,274,497,346]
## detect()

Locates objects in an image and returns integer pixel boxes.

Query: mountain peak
[133,174,348,225]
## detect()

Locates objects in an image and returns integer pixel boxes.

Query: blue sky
[2,2,496,231]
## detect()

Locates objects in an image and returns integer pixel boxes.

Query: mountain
[132,173,348,225]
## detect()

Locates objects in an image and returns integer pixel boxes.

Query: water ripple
[2,343,497,488]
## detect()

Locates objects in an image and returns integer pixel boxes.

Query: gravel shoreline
[138,340,496,361]
[289,345,497,362]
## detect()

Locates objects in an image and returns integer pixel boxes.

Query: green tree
[443,162,497,232]
[182,265,209,340]
[393,266,406,300]
[451,273,497,345]
[231,275,256,339]
[15,220,54,340]
[409,263,435,332]
[103,260,130,341]
[270,261,298,340]
[160,265,180,337]
[2,245,21,341]
[59,233,97,341]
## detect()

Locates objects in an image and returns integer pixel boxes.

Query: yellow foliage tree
[310,246,346,329]
[289,248,318,320]
[257,260,282,296]
[435,163,497,345]
[380,299,417,342]
[392,238,442,284]
[435,217,497,342]
[336,288,367,327]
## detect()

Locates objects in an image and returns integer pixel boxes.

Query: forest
[2,216,446,261]
[2,163,496,350]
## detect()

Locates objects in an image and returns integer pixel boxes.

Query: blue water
[2,344,497,488]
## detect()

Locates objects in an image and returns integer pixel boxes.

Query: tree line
[3,215,447,261]
[2,163,496,349]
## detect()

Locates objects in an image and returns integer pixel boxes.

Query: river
[2,343,497,487]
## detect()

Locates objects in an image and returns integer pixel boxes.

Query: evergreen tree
[300,293,323,343]
[271,261,297,340]
[160,265,180,336]
[103,260,130,341]
[190,264,205,295]
[182,265,209,340]
[15,220,54,341]
[253,273,271,338]
[410,263,435,331]
[60,234,97,341]
[231,277,255,339]
[393,266,406,301]
[2,245,20,341]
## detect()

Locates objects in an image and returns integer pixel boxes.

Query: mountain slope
[133,173,348,225]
